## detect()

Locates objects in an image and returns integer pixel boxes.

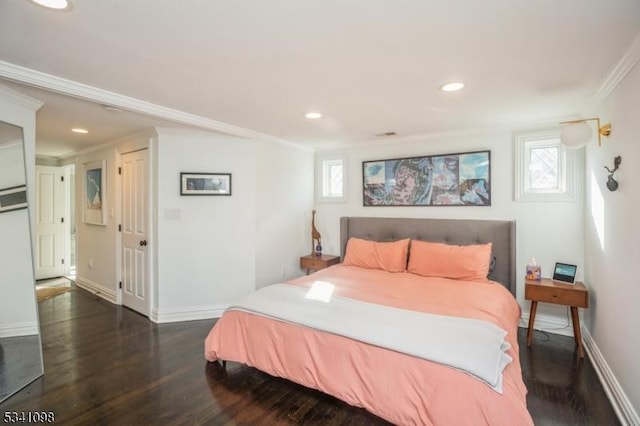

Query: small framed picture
[0,185,27,213]
[180,172,232,196]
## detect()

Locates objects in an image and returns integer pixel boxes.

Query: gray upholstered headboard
[340,217,516,296]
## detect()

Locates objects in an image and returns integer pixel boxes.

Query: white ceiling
[1,0,640,157]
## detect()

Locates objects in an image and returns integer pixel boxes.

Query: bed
[205,217,533,425]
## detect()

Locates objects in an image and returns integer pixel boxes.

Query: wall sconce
[604,156,621,192]
[559,117,611,149]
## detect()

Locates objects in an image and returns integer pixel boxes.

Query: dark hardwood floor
[0,286,620,425]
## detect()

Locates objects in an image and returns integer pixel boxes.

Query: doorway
[62,164,76,278]
[35,165,64,280]
[34,164,76,281]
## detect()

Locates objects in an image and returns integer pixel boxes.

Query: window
[322,159,343,198]
[515,129,577,202]
[529,144,560,191]
[316,154,346,202]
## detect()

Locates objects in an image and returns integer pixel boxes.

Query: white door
[35,166,65,280]
[121,149,149,316]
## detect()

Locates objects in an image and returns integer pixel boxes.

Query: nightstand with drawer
[525,278,589,357]
[299,254,340,274]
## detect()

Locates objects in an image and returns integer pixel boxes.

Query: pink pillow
[343,238,410,272]
[407,240,492,282]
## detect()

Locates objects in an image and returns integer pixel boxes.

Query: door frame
[62,164,75,277]
[116,134,156,318]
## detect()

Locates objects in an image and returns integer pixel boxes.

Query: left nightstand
[299,254,340,274]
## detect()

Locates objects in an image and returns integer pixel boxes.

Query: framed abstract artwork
[362,150,491,206]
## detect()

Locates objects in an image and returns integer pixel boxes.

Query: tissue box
[526,265,541,281]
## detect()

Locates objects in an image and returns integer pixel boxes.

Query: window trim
[315,153,347,203]
[514,129,577,202]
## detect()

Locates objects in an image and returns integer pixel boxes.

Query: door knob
[139,240,147,246]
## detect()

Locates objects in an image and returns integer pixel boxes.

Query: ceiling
[1,0,640,157]
[0,80,188,157]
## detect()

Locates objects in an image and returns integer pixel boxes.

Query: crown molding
[583,34,640,114]
[317,115,582,153]
[57,128,158,161]
[0,61,303,148]
[0,83,44,111]
[35,154,60,166]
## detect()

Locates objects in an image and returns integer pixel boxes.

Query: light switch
[164,209,181,220]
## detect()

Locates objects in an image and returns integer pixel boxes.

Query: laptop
[553,262,577,284]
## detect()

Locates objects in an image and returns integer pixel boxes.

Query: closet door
[121,149,149,316]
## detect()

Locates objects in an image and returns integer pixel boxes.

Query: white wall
[69,127,313,322]
[0,141,24,187]
[584,60,640,421]
[255,142,314,287]
[0,85,41,337]
[74,148,120,300]
[0,86,39,244]
[153,130,313,321]
[315,130,585,322]
[154,130,258,321]
[0,139,35,335]
[0,210,37,337]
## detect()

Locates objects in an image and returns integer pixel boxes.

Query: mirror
[0,120,43,403]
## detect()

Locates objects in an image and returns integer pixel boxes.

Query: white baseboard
[150,304,228,324]
[582,327,640,426]
[0,322,39,338]
[75,276,117,304]
[520,311,574,338]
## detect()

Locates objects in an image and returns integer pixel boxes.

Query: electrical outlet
[280,265,286,277]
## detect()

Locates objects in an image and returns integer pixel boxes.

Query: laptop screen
[553,262,577,283]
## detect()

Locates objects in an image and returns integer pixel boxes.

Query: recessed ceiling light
[71,128,88,134]
[305,112,322,119]
[440,82,465,92]
[30,0,71,10]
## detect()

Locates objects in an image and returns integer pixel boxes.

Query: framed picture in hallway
[83,159,107,225]
[180,172,232,196]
